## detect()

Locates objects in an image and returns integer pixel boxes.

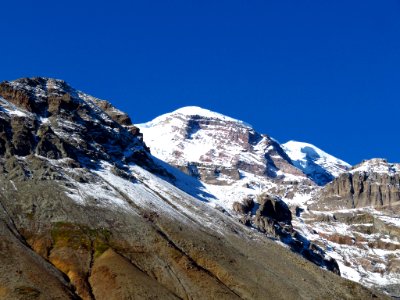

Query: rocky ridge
[311,158,400,210]
[0,77,381,299]
[0,77,150,166]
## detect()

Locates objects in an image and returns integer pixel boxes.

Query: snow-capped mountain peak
[282,140,350,185]
[138,107,319,209]
[350,158,399,174]
[141,105,252,129]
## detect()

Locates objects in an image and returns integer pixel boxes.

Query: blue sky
[0,1,399,165]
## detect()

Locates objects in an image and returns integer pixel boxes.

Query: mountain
[299,159,400,296]
[138,106,321,207]
[0,78,381,299]
[138,106,350,208]
[139,106,400,297]
[282,141,350,186]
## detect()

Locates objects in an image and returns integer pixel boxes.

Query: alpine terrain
[0,77,392,299]
[138,106,400,298]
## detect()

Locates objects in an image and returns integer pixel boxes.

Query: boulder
[256,193,292,224]
[232,195,255,214]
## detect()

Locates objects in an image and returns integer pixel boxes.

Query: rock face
[0,78,149,166]
[256,193,292,224]
[0,77,382,299]
[311,159,400,210]
[232,195,255,215]
[297,205,400,297]
[232,193,340,275]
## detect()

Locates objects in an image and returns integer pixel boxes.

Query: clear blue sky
[1,1,399,165]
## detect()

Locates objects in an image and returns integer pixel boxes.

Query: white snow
[138,108,261,169]
[283,140,350,175]
[63,160,254,237]
[282,140,350,184]
[294,206,400,291]
[0,97,29,117]
[350,159,400,175]
[141,106,252,129]
[9,180,17,191]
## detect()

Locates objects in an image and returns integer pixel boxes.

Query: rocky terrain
[139,106,400,298]
[0,77,383,299]
[299,159,400,296]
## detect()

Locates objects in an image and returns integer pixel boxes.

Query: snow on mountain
[299,157,400,296]
[137,106,354,209]
[137,106,400,297]
[142,106,252,128]
[350,158,400,175]
[295,206,400,296]
[282,140,350,185]
[138,106,258,170]
[0,78,380,299]
[137,106,317,208]
[311,158,400,211]
[3,78,398,298]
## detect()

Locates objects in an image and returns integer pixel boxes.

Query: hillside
[0,77,383,299]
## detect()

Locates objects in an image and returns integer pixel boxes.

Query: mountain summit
[282,140,350,185]
[145,106,252,127]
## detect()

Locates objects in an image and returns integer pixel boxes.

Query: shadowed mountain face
[282,141,350,186]
[0,78,386,299]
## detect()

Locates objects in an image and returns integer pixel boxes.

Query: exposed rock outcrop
[300,159,400,296]
[256,193,292,224]
[137,106,317,202]
[232,195,255,214]
[0,77,149,167]
[232,193,341,275]
[310,159,400,210]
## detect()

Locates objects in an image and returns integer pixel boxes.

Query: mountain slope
[0,78,383,299]
[282,140,350,185]
[138,106,400,298]
[298,158,400,296]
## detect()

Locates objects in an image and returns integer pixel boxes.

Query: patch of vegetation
[51,222,111,256]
